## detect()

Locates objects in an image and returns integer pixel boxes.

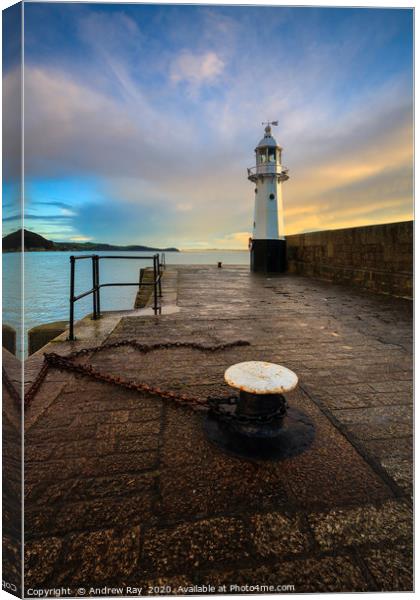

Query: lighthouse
[247,122,289,272]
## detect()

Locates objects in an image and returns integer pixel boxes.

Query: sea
[2,250,249,357]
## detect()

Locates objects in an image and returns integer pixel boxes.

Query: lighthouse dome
[255,124,280,149]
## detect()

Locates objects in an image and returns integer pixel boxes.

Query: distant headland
[2,229,179,253]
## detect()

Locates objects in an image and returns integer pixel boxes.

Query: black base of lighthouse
[251,239,287,273]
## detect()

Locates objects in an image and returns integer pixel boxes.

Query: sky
[2,2,414,249]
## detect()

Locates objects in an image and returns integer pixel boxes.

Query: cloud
[20,53,412,245]
[77,10,142,52]
[2,68,22,180]
[70,235,92,242]
[26,213,74,221]
[213,231,251,249]
[18,5,413,247]
[3,213,73,222]
[170,51,225,88]
[34,200,75,210]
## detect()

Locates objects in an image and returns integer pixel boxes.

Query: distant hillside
[2,229,179,252]
[3,229,55,251]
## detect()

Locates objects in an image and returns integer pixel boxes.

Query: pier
[5,265,413,592]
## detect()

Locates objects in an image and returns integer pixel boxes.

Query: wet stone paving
[18,265,413,593]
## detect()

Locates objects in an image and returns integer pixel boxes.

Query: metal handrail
[69,253,164,341]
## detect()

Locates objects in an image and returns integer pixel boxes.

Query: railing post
[69,256,75,341]
[91,256,97,319]
[153,255,158,315]
[95,256,101,318]
[157,253,162,298]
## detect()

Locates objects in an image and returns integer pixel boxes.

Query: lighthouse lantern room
[247,122,289,272]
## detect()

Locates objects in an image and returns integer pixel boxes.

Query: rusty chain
[4,339,251,411]
[207,395,288,425]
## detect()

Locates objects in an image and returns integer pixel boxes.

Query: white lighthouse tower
[247,121,289,272]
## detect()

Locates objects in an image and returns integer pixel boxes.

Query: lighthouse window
[268,149,276,162]
[258,149,267,163]
[255,188,258,193]
[269,193,275,200]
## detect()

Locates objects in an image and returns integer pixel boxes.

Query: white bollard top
[224,361,298,395]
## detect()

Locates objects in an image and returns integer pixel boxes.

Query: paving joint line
[299,383,409,499]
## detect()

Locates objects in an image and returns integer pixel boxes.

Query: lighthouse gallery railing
[68,253,165,341]
[247,164,289,178]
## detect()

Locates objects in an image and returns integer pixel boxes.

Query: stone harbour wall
[286,221,413,299]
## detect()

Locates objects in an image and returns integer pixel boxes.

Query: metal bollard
[204,361,315,461]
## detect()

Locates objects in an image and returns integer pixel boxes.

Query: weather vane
[262,120,279,127]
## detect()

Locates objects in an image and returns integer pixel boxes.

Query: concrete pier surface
[17,266,412,593]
